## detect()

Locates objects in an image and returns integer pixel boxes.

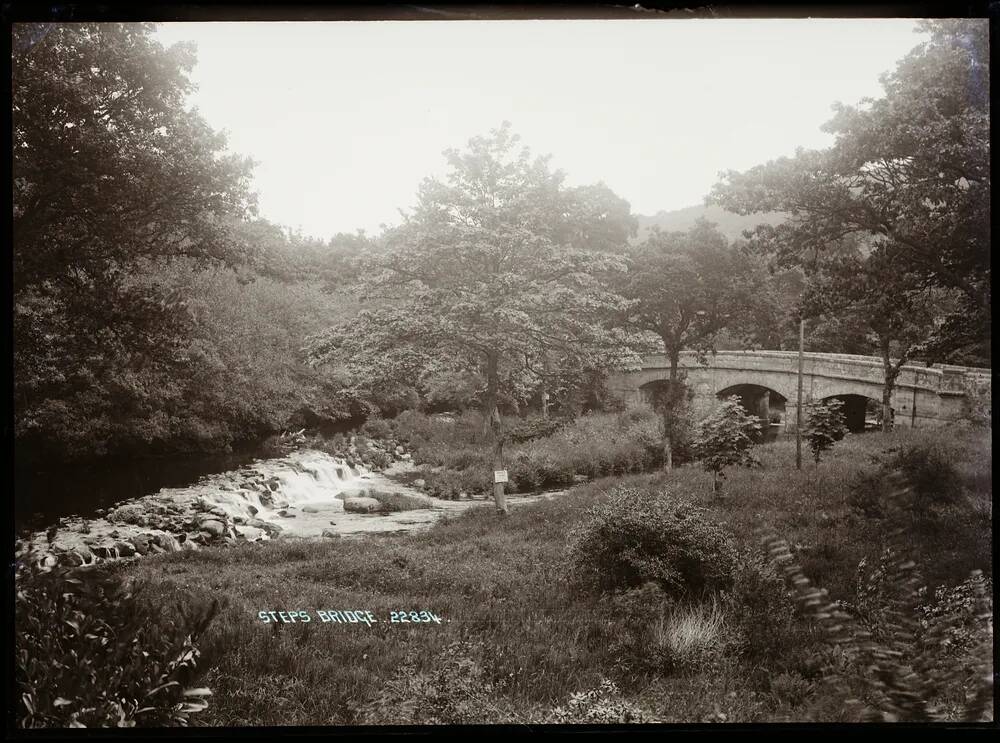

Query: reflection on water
[15,446,267,532]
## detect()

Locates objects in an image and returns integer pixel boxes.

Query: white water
[180,449,372,524]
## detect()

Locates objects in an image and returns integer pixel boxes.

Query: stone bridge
[606,350,991,431]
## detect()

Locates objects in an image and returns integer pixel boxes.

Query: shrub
[849,442,963,518]
[359,416,393,440]
[361,641,510,724]
[551,679,658,723]
[720,553,803,673]
[691,397,761,493]
[364,449,393,470]
[15,566,218,728]
[804,400,849,463]
[506,415,565,443]
[566,486,739,597]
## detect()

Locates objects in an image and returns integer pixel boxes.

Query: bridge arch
[717,383,787,425]
[820,393,883,433]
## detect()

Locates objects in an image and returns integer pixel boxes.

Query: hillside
[633,203,785,245]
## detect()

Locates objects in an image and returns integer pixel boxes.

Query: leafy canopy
[307,122,641,412]
[709,19,989,363]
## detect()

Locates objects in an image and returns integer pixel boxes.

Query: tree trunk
[879,335,897,433]
[484,351,507,514]
[661,345,682,472]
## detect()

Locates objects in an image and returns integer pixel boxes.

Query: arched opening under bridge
[821,394,883,433]
[718,384,788,442]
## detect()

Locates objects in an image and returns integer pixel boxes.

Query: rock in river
[199,519,226,537]
[343,497,382,514]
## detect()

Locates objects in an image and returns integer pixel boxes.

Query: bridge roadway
[606,350,991,431]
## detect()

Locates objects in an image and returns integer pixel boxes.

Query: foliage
[622,220,759,466]
[551,679,657,723]
[804,399,849,463]
[849,442,962,518]
[710,20,990,365]
[12,23,257,462]
[15,565,218,728]
[359,416,393,440]
[397,410,662,497]
[690,397,762,490]
[762,471,993,722]
[566,486,739,596]
[361,641,509,724]
[306,123,642,509]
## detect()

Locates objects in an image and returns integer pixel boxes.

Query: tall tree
[709,19,989,366]
[802,248,954,431]
[12,22,256,461]
[622,219,755,469]
[307,123,638,513]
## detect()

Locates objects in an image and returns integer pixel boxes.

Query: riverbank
[107,427,991,725]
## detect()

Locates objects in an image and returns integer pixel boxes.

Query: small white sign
[493,469,508,483]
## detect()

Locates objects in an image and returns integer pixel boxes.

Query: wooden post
[796,317,804,470]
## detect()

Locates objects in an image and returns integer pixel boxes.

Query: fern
[761,471,993,722]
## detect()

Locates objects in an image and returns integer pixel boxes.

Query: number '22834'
[390,611,442,623]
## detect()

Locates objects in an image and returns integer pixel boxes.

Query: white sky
[154,19,926,239]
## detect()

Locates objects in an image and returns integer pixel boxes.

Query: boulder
[154,533,181,552]
[302,505,320,513]
[413,478,426,489]
[130,534,151,555]
[199,519,226,537]
[60,550,85,567]
[343,497,382,514]
[235,525,265,541]
[321,529,341,538]
[572,474,590,484]
[395,446,405,455]
[114,540,136,558]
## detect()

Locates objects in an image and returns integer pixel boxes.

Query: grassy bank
[384,408,664,498]
[106,426,991,725]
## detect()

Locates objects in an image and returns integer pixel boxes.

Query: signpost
[796,317,804,470]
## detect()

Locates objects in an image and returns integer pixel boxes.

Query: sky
[154,19,927,240]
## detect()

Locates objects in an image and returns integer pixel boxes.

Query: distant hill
[632,203,785,245]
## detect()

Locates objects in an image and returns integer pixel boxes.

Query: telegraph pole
[796,316,804,470]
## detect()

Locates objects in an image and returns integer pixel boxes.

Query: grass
[96,426,991,724]
[392,408,663,498]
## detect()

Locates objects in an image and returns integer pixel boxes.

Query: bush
[359,416,393,440]
[720,553,805,673]
[849,442,963,518]
[566,486,739,597]
[691,397,761,492]
[506,415,565,443]
[762,511,993,723]
[361,641,508,724]
[804,399,849,463]
[551,679,658,723]
[15,566,218,728]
